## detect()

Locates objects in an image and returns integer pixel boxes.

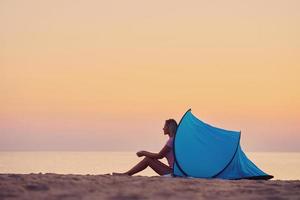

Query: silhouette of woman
[113,119,177,176]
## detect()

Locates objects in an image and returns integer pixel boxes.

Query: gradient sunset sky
[1,0,299,151]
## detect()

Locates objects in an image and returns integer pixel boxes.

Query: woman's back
[165,137,174,168]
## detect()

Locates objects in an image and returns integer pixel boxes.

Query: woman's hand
[136,151,146,157]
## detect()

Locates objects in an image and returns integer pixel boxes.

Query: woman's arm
[137,145,171,159]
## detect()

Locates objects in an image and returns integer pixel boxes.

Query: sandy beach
[0,173,299,200]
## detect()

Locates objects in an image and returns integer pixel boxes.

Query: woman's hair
[165,119,178,137]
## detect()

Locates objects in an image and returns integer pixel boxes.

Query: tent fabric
[173,109,273,180]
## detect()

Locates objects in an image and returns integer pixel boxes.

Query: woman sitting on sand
[113,119,177,176]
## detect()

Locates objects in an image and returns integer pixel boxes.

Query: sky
[1,0,299,151]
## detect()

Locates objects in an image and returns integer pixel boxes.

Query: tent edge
[173,108,191,177]
[212,131,242,178]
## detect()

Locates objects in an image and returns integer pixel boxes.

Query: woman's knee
[143,156,154,163]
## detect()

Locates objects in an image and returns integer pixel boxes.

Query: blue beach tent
[173,109,273,180]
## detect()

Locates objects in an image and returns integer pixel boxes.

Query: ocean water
[0,151,299,180]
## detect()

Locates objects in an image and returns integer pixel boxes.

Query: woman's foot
[112,172,130,176]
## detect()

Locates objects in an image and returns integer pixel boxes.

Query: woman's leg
[115,156,172,176]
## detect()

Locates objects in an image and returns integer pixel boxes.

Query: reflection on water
[0,151,299,180]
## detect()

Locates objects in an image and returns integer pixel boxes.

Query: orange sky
[1,0,299,151]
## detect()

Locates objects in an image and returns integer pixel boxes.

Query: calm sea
[0,152,299,180]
